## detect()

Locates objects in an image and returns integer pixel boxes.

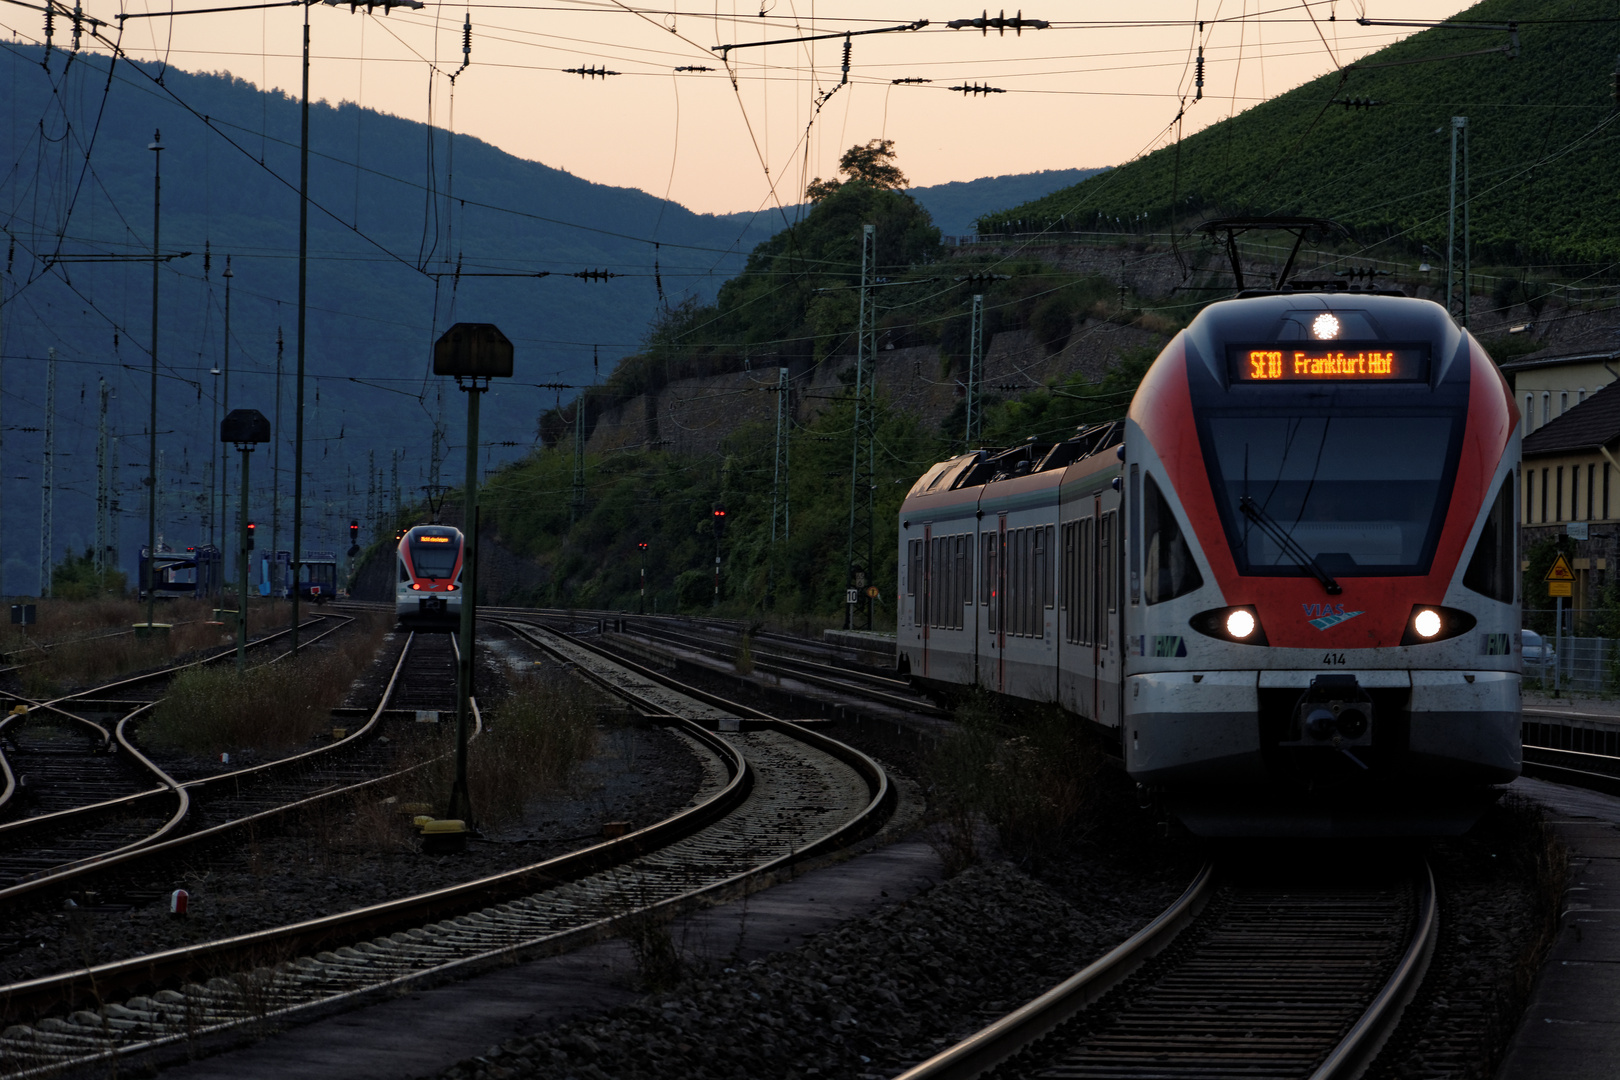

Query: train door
[995,513,1008,693]
[1097,503,1122,732]
[921,523,932,677]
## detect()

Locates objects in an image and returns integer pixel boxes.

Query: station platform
[1499,775,1620,1079]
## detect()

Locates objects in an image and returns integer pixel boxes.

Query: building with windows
[1503,349,1620,438]
[1519,377,1620,624]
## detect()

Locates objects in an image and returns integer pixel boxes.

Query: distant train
[396,525,465,627]
[899,293,1520,836]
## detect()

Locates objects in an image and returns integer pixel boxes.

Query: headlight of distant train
[1399,604,1477,646]
[1189,606,1268,646]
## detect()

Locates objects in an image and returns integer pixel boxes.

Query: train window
[1011,529,1025,637]
[956,536,968,629]
[409,539,458,579]
[981,534,993,606]
[1081,517,1094,646]
[1043,525,1055,609]
[1463,474,1516,604]
[399,561,411,583]
[906,539,919,598]
[1100,512,1115,629]
[1143,475,1205,605]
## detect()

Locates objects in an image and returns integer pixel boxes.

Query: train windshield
[1203,413,1460,576]
[409,538,458,579]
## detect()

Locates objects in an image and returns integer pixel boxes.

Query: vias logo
[1303,603,1364,631]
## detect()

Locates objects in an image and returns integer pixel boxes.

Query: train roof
[905,422,1124,501]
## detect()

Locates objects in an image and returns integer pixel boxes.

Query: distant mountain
[908,170,1107,236]
[0,45,782,594]
[0,40,1108,595]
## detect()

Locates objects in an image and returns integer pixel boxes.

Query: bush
[468,669,599,825]
[926,692,1101,873]
[146,615,386,754]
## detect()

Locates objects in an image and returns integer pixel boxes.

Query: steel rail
[0,616,898,1074]
[1522,743,1620,797]
[0,615,354,832]
[494,616,895,856]
[0,702,746,1027]
[615,620,937,711]
[892,864,1215,1080]
[0,623,407,910]
[0,614,346,821]
[894,860,1435,1080]
[1310,861,1439,1080]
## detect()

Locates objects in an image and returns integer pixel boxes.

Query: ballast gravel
[425,853,1192,1080]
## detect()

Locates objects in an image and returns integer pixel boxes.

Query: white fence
[1528,635,1615,693]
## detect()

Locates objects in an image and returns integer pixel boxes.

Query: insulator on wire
[564,65,620,79]
[203,240,212,279]
[675,65,715,72]
[462,13,471,61]
[1195,46,1204,100]
[42,5,53,68]
[72,2,82,51]
[949,82,1006,96]
[571,269,621,282]
[840,35,851,86]
[891,77,932,85]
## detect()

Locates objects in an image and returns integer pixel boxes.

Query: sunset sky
[6,1,1481,214]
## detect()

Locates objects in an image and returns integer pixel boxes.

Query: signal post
[221,409,270,675]
[434,323,514,825]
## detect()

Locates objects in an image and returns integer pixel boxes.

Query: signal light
[637,542,648,552]
[246,521,256,550]
[349,520,360,541]
[712,506,727,540]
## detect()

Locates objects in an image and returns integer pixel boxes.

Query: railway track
[897,859,1434,1080]
[0,618,427,911]
[0,619,894,1077]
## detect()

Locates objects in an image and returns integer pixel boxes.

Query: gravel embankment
[428,852,1194,1080]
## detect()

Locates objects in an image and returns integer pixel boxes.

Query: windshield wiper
[1239,496,1342,595]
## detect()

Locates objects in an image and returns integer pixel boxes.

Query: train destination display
[1228,343,1429,383]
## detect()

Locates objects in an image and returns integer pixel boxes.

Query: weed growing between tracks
[925,691,1102,875]
[146,613,388,755]
[385,667,601,830]
[5,598,295,697]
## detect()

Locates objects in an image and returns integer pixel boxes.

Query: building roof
[1523,379,1620,458]
[1500,348,1620,376]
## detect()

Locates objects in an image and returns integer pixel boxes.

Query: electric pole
[143,130,162,630]
[272,326,284,592]
[845,223,877,630]
[1447,115,1470,325]
[769,366,790,606]
[966,293,984,447]
[38,348,56,597]
[220,256,233,586]
[571,401,585,526]
[96,378,109,579]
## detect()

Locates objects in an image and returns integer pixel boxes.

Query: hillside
[979,0,1620,268]
[0,38,1103,596]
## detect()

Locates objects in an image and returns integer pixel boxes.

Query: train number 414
[1322,653,1347,665]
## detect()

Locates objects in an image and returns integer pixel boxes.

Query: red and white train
[396,524,466,627]
[900,293,1521,835]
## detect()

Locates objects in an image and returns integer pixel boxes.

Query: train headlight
[1399,604,1477,645]
[1189,606,1267,645]
[410,583,421,590]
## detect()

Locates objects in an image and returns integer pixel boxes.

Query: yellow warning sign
[1548,580,1573,598]
[1545,555,1575,581]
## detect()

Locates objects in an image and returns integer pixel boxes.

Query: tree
[806,138,908,202]
[50,548,127,600]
